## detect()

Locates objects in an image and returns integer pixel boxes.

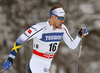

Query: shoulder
[31,22,47,30]
[36,22,47,27]
[61,24,68,31]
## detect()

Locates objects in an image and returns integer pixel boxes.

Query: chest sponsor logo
[40,33,63,42]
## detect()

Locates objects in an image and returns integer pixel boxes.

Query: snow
[94,20,100,29]
[49,0,58,3]
[50,63,57,73]
[79,4,94,14]
[87,61,100,73]
[59,66,65,73]
[0,14,6,24]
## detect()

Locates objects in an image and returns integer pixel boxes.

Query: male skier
[2,4,88,73]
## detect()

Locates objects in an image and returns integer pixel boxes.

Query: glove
[78,27,89,38]
[3,57,14,70]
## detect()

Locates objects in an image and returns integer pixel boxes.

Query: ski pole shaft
[76,38,83,73]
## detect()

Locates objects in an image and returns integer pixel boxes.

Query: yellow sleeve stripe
[11,42,22,53]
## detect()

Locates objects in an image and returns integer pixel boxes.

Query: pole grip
[82,28,85,38]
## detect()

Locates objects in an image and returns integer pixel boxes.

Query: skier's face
[54,16,65,28]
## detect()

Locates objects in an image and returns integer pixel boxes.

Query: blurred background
[0,0,100,73]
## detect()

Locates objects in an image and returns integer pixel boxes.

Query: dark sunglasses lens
[58,17,65,20]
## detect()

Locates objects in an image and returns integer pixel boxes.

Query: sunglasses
[58,17,65,20]
[53,15,65,20]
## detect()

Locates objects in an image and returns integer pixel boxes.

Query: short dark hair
[50,4,62,12]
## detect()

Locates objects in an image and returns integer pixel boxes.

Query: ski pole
[76,28,85,73]
[76,38,83,73]
[0,69,5,72]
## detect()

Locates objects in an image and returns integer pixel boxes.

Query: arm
[63,27,81,50]
[62,25,88,50]
[3,24,43,70]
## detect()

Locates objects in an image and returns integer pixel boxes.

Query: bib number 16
[49,43,57,52]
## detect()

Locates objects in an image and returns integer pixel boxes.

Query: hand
[3,57,13,70]
[78,27,89,38]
